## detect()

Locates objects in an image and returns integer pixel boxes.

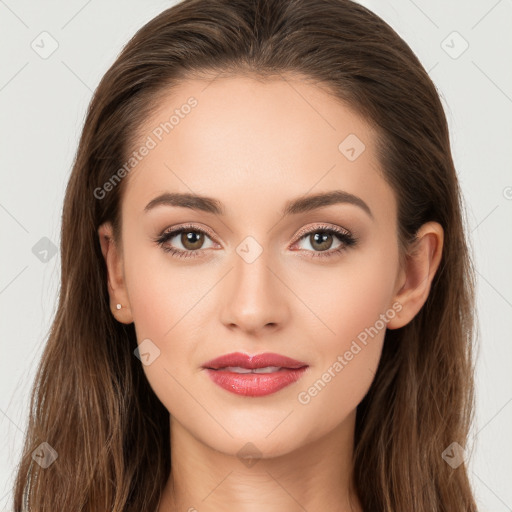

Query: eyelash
[153,223,358,260]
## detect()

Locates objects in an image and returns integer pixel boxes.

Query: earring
[116,304,122,310]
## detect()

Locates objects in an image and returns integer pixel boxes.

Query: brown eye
[154,225,216,258]
[292,224,358,260]
[308,231,334,252]
[180,230,205,250]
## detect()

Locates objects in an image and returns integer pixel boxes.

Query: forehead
[122,74,394,223]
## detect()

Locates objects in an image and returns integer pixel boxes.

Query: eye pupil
[311,232,333,251]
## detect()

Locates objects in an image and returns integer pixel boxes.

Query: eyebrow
[144,190,373,219]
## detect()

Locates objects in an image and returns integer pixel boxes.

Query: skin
[98,74,443,512]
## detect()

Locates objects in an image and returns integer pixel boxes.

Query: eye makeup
[151,222,359,260]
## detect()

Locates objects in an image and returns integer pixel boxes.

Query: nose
[219,243,289,336]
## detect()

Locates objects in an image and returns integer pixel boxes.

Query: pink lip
[201,352,309,397]
[201,351,308,370]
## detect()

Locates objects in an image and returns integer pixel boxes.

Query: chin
[207,434,301,462]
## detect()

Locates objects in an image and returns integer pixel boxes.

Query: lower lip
[203,367,308,397]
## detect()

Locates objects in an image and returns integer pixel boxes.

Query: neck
[158,410,362,512]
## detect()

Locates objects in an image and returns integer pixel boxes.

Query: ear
[386,221,444,330]
[97,222,133,324]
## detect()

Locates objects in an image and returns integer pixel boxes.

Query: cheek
[121,236,217,389]
[291,237,398,415]
[123,236,205,341]
[122,245,203,417]
[293,233,398,349]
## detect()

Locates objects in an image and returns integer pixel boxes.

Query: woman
[13,0,478,510]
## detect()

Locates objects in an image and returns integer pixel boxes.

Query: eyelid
[291,222,352,243]
[160,222,219,243]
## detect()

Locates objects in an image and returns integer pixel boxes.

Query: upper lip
[202,352,308,370]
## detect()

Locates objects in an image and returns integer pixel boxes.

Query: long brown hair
[12,0,478,510]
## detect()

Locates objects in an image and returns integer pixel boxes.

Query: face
[101,74,408,458]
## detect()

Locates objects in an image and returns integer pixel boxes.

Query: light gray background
[1,0,511,510]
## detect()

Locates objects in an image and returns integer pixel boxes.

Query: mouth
[201,352,309,397]
[201,351,308,371]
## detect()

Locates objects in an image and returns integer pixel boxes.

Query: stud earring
[116,304,122,310]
